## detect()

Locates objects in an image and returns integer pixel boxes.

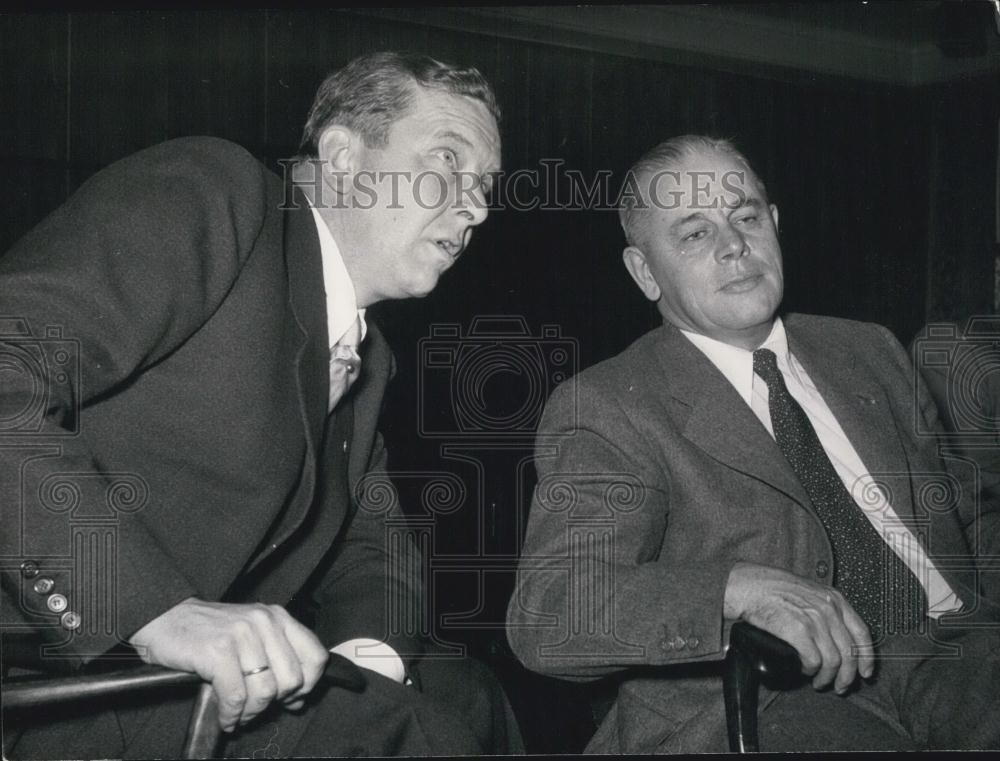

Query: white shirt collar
[680,318,789,405]
[308,205,367,347]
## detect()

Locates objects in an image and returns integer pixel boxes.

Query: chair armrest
[3,653,366,711]
[723,621,801,753]
[3,654,367,759]
[3,663,201,711]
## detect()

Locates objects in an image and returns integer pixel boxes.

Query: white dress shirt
[308,206,407,684]
[681,318,962,618]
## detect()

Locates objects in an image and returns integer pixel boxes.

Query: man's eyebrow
[671,211,707,229]
[435,130,474,149]
[730,197,763,211]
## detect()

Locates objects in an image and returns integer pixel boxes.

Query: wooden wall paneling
[588,54,662,361]
[1,12,68,161]
[514,43,594,332]
[0,13,70,252]
[67,11,170,191]
[162,10,267,154]
[858,86,929,339]
[924,77,998,326]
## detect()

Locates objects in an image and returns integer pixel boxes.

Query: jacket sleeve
[0,137,270,666]
[506,377,732,682]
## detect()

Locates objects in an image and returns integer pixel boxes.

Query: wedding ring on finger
[242,664,271,677]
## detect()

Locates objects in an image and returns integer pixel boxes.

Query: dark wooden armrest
[3,663,202,711]
[3,665,220,758]
[3,653,366,711]
[723,621,802,753]
[3,653,367,759]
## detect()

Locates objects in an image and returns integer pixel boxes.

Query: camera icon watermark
[0,317,80,436]
[417,316,578,439]
[913,317,1000,438]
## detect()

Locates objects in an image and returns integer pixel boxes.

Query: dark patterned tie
[753,348,925,640]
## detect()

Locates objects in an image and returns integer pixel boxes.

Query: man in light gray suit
[507,135,1000,752]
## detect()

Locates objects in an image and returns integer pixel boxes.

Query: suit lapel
[285,188,331,444]
[244,186,329,571]
[785,320,916,522]
[652,326,813,510]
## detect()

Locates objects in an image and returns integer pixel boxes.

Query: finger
[762,614,822,679]
[208,639,247,733]
[824,608,860,693]
[283,698,306,712]
[273,607,329,701]
[839,600,875,679]
[234,620,278,726]
[249,606,304,702]
[804,606,842,690]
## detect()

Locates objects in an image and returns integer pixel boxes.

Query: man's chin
[715,304,780,337]
[402,275,443,300]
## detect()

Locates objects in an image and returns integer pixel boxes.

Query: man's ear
[317,125,361,194]
[769,203,779,232]
[622,246,662,303]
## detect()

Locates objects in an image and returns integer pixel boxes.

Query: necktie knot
[328,315,363,413]
[752,348,782,387]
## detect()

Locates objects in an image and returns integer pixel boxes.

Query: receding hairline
[619,136,767,248]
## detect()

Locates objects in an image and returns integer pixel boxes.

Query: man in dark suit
[1,52,520,757]
[507,135,1000,752]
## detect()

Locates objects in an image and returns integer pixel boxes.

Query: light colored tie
[328,315,362,413]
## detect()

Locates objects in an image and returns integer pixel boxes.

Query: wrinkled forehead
[636,149,766,212]
[403,87,502,167]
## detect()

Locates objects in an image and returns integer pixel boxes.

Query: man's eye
[683,230,707,242]
[437,149,457,166]
[735,215,758,225]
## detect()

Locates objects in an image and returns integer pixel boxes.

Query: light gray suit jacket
[507,313,1000,753]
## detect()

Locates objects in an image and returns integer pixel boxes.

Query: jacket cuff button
[33,577,55,595]
[46,593,68,613]
[659,638,675,652]
[687,636,700,649]
[20,561,39,579]
[60,611,82,630]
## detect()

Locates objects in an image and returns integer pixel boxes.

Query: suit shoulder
[784,312,875,334]
[107,137,276,197]
[52,137,281,261]
[784,312,895,347]
[547,326,663,409]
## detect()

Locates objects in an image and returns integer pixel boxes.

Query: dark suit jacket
[0,137,421,755]
[507,314,1000,753]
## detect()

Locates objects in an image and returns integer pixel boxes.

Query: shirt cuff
[330,638,407,684]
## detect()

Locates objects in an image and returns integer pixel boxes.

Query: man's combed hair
[299,51,501,156]
[618,135,761,248]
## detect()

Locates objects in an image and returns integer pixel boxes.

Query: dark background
[2,4,999,752]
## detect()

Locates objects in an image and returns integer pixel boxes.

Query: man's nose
[454,178,489,226]
[716,224,747,261]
